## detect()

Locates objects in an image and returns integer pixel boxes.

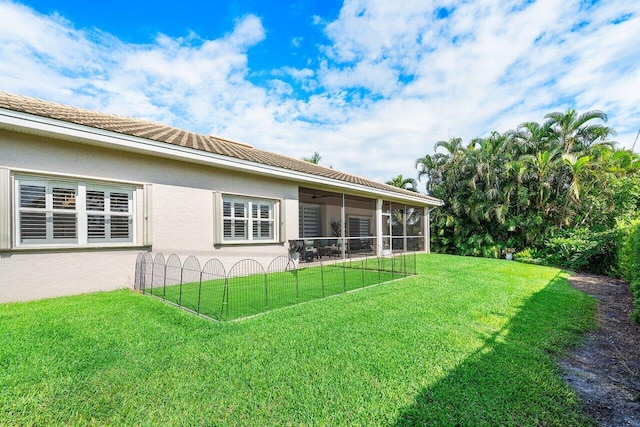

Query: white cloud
[1,0,639,187]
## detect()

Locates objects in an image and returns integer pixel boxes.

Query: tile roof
[0,92,441,204]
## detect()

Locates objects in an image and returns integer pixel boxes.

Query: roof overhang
[0,108,444,207]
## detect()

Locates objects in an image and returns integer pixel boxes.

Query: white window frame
[16,178,79,244]
[85,185,134,243]
[220,194,278,243]
[13,174,137,248]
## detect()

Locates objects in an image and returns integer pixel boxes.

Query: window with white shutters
[17,180,77,244]
[14,175,135,247]
[222,196,275,242]
[86,187,133,243]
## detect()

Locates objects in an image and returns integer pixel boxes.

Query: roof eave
[0,108,444,207]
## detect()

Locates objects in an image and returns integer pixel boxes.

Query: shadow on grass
[394,274,596,426]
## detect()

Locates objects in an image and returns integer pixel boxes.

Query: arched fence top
[143,252,154,264]
[183,255,201,272]
[267,256,296,273]
[134,253,145,290]
[228,259,266,279]
[166,254,182,269]
[153,253,165,265]
[202,259,226,279]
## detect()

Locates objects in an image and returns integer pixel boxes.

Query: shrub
[514,247,543,264]
[616,220,640,322]
[541,227,617,275]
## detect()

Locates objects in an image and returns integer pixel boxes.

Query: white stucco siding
[0,131,300,302]
[151,184,214,253]
[0,251,137,302]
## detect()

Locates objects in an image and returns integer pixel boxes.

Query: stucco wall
[0,131,300,302]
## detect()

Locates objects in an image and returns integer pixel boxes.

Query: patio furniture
[304,240,318,262]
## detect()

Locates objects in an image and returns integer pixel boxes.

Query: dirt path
[560,274,640,426]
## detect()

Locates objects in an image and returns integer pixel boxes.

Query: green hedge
[513,226,617,275]
[616,220,640,322]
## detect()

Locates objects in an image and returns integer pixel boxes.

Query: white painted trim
[424,208,431,253]
[375,199,383,256]
[12,173,138,248]
[143,184,152,246]
[5,166,146,188]
[0,168,10,249]
[220,194,279,244]
[0,109,443,207]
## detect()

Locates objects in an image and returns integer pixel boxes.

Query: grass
[0,254,596,426]
[146,256,411,320]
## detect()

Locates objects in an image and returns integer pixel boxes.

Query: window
[17,180,77,244]
[299,204,321,238]
[348,217,371,238]
[86,187,133,243]
[15,175,135,247]
[222,196,275,242]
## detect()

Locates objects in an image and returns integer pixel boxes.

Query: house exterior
[0,92,443,302]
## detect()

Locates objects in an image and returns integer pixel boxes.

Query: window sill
[215,241,284,247]
[1,244,151,255]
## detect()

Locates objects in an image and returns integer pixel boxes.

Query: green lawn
[0,254,596,426]
[146,257,411,320]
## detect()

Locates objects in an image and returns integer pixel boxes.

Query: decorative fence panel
[135,252,417,321]
[179,256,202,313]
[200,259,226,320]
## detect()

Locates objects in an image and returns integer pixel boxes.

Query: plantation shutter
[348,217,370,237]
[18,180,78,244]
[299,204,320,238]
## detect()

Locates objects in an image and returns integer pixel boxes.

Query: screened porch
[296,187,429,262]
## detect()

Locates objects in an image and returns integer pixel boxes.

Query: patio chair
[304,240,318,262]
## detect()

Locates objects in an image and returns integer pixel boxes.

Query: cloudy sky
[0,0,638,186]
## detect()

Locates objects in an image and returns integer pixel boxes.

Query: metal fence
[134,252,417,321]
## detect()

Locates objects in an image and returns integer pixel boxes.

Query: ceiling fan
[311,190,331,199]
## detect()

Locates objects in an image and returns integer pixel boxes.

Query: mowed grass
[0,254,596,426]
[147,258,408,320]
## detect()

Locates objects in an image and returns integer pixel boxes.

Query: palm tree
[302,152,322,164]
[386,174,418,192]
[510,121,553,155]
[544,109,615,154]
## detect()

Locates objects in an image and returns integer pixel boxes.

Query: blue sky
[1,0,639,185]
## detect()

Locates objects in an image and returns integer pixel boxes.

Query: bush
[616,220,640,322]
[540,227,617,275]
[514,247,543,264]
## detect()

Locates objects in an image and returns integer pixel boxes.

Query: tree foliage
[302,152,322,164]
[386,174,418,192]
[416,108,640,266]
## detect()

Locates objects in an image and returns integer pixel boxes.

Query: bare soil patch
[560,273,640,426]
